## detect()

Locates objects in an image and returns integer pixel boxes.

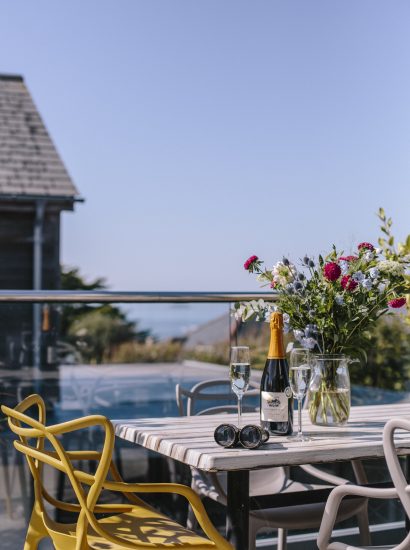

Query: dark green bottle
[260,312,293,435]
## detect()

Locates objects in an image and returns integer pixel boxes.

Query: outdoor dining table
[113,403,410,550]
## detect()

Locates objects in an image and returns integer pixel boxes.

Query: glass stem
[237,394,243,429]
[298,398,303,437]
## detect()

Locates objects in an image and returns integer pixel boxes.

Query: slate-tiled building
[0,74,81,368]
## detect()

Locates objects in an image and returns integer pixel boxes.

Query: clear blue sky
[1,1,409,292]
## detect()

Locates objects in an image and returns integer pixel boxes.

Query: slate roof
[0,74,79,199]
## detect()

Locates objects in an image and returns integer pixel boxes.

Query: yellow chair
[1,394,233,550]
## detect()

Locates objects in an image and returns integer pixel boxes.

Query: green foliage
[68,310,137,364]
[60,266,108,335]
[61,266,106,291]
[237,208,410,358]
[377,207,410,324]
[60,266,148,363]
[350,316,410,390]
[112,340,183,363]
[182,342,230,366]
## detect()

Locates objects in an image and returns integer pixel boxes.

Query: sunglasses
[214,423,269,450]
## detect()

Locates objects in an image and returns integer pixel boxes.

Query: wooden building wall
[0,200,69,368]
[0,204,61,289]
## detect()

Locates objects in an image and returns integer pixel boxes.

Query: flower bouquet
[236,209,410,425]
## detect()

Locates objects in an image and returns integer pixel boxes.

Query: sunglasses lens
[239,425,265,449]
[214,424,238,448]
[261,428,270,444]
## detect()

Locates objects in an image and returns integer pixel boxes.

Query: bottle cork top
[270,312,284,330]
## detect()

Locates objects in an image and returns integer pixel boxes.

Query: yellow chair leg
[24,510,48,550]
[24,525,46,550]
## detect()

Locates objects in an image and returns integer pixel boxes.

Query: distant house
[0,74,81,369]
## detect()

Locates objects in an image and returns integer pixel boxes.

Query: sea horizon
[125,302,229,340]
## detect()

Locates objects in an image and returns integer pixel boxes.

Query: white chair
[318,417,410,550]
[176,378,370,550]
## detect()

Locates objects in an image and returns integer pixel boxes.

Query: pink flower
[323,262,341,281]
[270,280,277,289]
[388,297,406,309]
[358,242,375,251]
[244,255,258,270]
[341,275,358,291]
[339,256,358,262]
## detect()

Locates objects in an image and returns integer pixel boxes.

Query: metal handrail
[0,290,278,303]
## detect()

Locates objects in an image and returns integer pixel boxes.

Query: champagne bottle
[260,312,293,435]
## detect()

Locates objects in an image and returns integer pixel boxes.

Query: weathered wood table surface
[113,403,410,550]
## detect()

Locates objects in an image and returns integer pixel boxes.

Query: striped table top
[113,403,410,472]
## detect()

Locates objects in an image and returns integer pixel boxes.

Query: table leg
[406,456,410,532]
[226,470,250,550]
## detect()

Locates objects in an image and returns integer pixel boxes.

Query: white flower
[294,329,304,342]
[283,313,290,324]
[237,305,251,321]
[233,299,270,322]
[271,261,296,286]
[233,306,244,321]
[300,337,316,350]
[361,278,373,291]
[364,251,374,262]
[369,267,379,279]
[378,260,404,276]
[352,271,365,283]
[335,295,344,305]
[378,282,387,293]
[339,260,349,275]
[263,304,277,322]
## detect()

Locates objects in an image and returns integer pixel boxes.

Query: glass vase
[308,354,352,426]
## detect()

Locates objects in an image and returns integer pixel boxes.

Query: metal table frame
[114,404,410,550]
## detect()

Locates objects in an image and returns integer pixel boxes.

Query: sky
[1,1,410,294]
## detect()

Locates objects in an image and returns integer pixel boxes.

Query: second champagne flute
[229,346,250,429]
[288,348,312,442]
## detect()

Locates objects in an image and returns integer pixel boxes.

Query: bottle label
[261,391,289,422]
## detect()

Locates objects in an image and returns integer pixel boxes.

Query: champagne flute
[288,348,312,441]
[230,346,251,429]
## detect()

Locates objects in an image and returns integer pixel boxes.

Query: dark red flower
[341,275,358,291]
[323,262,341,281]
[388,297,406,309]
[244,255,258,270]
[339,256,359,262]
[358,242,375,251]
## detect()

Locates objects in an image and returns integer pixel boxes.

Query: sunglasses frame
[214,423,269,450]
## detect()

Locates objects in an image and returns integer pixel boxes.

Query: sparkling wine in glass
[230,346,250,429]
[288,349,312,441]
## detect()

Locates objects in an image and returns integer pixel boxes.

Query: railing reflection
[0,291,275,548]
[0,291,402,548]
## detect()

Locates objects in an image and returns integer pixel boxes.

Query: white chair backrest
[176,378,259,417]
[383,418,410,519]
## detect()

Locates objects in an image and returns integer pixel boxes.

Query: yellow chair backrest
[1,394,119,543]
[2,394,234,550]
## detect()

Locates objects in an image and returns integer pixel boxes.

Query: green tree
[60,266,149,363]
[350,316,410,390]
[68,309,137,364]
[60,266,107,334]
